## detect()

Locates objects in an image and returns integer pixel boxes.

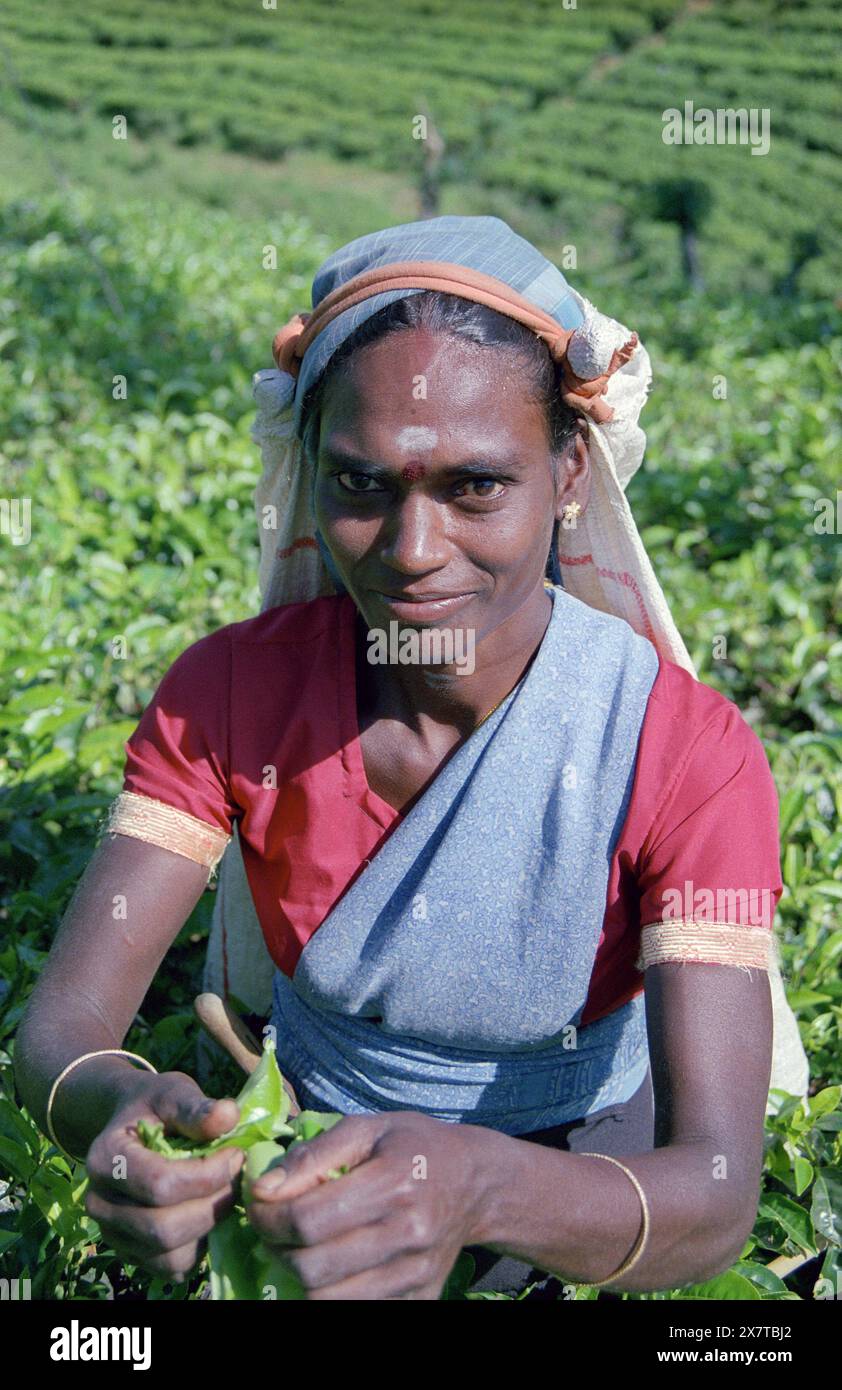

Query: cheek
[320,512,380,559]
[474,493,556,565]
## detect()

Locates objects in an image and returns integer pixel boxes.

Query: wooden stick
[193,993,301,1115]
[766,1251,819,1282]
[194,992,262,1076]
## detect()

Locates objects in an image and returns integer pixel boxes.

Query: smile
[372,590,476,621]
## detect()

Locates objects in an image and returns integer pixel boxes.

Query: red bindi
[400,462,427,482]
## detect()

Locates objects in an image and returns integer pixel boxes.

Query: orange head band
[272,260,636,426]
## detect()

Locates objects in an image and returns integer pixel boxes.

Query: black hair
[299,290,580,582]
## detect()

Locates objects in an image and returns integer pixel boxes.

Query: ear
[553,423,591,525]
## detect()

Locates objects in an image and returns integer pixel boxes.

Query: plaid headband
[271,259,638,428]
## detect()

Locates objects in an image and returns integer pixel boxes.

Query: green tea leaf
[241,1139,288,1203]
[207,1210,265,1301]
[811,1169,842,1246]
[287,1110,343,1143]
[676,1271,761,1299]
[793,1157,814,1197]
[733,1262,791,1297]
[758,1194,818,1255]
[223,1035,289,1135]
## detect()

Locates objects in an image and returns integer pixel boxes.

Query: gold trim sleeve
[104,791,231,873]
[636,920,773,972]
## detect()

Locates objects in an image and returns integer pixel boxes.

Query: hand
[83,1071,245,1282]
[245,1110,500,1300]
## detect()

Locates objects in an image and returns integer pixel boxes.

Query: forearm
[14,988,156,1161]
[468,1130,754,1293]
[13,835,214,1161]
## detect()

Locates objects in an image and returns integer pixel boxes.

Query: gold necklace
[473,677,523,730]
[474,584,555,728]
[474,629,546,730]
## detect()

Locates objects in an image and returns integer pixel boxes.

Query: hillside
[1,0,840,294]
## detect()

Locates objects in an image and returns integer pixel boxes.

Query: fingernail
[254,1170,288,1195]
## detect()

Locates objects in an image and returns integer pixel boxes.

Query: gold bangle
[45,1049,159,1162]
[577,1152,650,1288]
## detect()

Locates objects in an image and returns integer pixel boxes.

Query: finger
[247,1152,398,1248]
[302,1243,434,1301]
[249,1114,381,1202]
[272,1212,433,1295]
[151,1080,242,1145]
[85,1182,236,1256]
[107,1233,205,1283]
[87,1123,244,1206]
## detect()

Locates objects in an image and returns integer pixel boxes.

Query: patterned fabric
[638,921,774,972]
[105,790,230,875]
[287,585,660,1046]
[286,217,587,437]
[270,971,651,1135]
[265,583,659,1129]
[113,584,784,1020]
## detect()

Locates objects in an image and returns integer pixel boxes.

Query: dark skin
[327,329,590,811]
[14,329,773,1296]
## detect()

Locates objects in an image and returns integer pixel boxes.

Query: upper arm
[634,698,780,1216]
[636,701,783,975]
[22,833,212,1043]
[645,961,773,1168]
[107,625,238,860]
[24,626,238,1040]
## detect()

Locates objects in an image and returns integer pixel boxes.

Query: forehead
[318,328,543,447]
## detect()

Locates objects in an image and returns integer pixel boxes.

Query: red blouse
[111,594,783,1025]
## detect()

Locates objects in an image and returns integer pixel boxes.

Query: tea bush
[0,189,838,1299]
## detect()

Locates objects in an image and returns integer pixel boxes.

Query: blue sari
[270,584,659,1136]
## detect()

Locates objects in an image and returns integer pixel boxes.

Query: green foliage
[2,0,840,295]
[137,1038,343,1300]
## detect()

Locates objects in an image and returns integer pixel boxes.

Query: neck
[354,584,553,738]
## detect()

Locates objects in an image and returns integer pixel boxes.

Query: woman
[14,216,806,1300]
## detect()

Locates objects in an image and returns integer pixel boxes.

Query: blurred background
[0,0,840,1300]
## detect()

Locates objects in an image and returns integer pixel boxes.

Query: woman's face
[311,327,589,638]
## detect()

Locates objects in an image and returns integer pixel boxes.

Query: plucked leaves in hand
[137,1038,343,1297]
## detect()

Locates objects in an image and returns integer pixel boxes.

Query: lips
[378,590,468,602]
[372,589,476,621]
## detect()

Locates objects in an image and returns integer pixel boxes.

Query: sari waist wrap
[272,970,649,1134]
[270,586,660,1133]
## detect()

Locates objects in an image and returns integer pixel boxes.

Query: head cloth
[249,214,695,673]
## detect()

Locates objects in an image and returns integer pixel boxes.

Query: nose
[378,492,450,574]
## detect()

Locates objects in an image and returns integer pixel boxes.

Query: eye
[337,471,384,494]
[453,477,507,500]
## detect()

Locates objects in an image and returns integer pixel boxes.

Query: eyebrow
[321,444,527,477]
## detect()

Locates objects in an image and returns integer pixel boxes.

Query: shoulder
[222,593,349,649]
[159,595,349,677]
[639,654,778,851]
[647,653,769,761]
